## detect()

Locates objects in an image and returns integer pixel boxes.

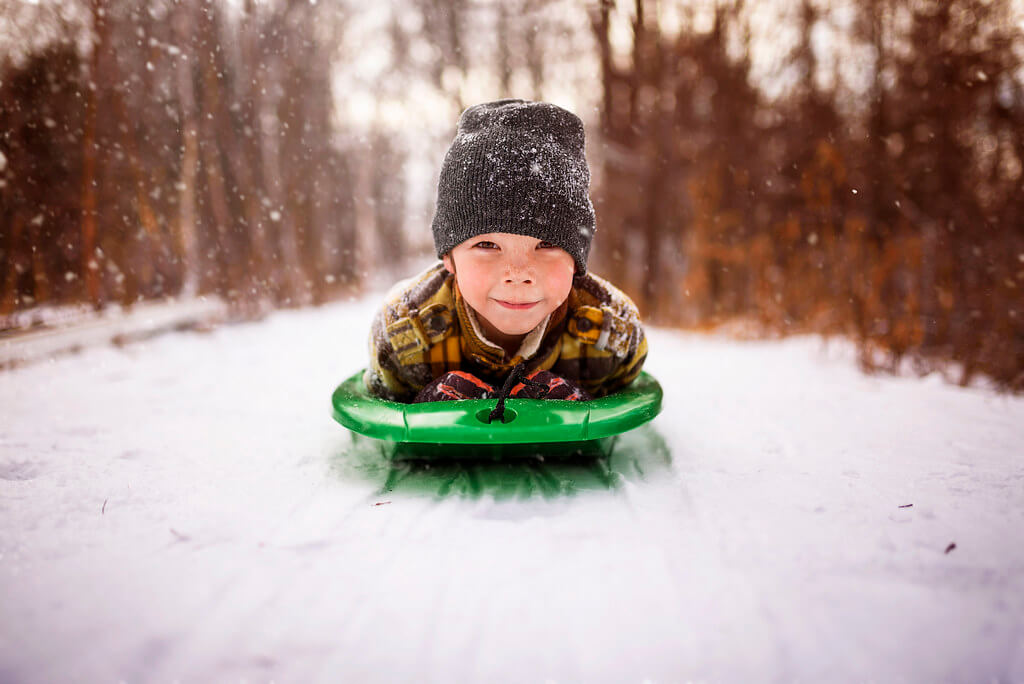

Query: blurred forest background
[1,0,1022,389]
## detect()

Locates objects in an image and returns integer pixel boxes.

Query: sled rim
[331,369,663,444]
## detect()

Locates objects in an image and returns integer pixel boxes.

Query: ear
[442,253,455,274]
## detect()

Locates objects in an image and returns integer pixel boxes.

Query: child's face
[443,232,575,338]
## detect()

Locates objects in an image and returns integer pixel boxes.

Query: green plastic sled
[331,369,663,460]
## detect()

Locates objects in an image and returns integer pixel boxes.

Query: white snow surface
[2,293,1023,683]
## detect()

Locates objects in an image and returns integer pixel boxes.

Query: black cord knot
[487,361,549,423]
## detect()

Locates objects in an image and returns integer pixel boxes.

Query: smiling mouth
[495,299,540,310]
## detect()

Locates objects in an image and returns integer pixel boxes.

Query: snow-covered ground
[2,291,1023,683]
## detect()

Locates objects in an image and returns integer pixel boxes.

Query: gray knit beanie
[431,99,596,274]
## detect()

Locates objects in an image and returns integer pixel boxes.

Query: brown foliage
[588,0,1023,390]
[0,0,390,319]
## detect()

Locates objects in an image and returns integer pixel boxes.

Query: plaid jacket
[365,262,648,402]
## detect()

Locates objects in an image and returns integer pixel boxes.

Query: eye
[472,240,499,249]
[537,241,557,249]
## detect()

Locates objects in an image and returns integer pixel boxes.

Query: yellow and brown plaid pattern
[364,262,647,402]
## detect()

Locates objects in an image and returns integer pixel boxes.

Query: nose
[504,272,533,284]
[503,259,533,284]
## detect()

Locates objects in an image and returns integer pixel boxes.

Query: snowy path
[2,294,1023,683]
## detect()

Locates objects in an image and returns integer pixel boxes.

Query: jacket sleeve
[599,322,648,396]
[363,305,420,403]
[580,276,649,398]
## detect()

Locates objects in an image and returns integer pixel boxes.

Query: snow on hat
[430,98,596,274]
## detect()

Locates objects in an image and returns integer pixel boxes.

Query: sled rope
[488,361,549,423]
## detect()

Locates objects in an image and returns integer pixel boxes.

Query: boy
[365,99,647,405]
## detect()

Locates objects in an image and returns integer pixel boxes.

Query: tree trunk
[81,0,105,308]
[173,0,201,298]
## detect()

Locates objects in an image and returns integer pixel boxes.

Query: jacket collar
[453,279,569,372]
